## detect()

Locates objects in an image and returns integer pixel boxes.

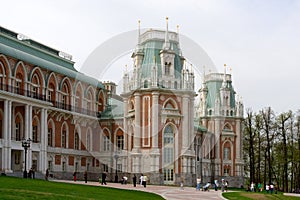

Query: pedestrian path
[53,179,226,200]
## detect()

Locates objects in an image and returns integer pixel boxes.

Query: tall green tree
[276,111,292,192]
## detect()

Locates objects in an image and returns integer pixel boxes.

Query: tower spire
[163,17,170,50]
[222,64,227,88]
[138,19,141,45]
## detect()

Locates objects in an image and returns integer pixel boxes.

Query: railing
[0,83,101,118]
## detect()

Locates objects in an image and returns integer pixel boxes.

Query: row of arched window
[0,55,106,116]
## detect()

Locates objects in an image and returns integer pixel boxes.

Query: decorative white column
[133,93,141,151]
[235,119,241,159]
[123,98,128,151]
[2,100,12,172]
[189,96,195,151]
[214,119,220,159]
[182,95,189,154]
[39,108,48,173]
[151,92,159,149]
[27,105,33,171]
[24,105,29,139]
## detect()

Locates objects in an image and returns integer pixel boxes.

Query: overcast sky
[1,0,299,113]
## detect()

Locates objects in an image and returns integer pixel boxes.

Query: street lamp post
[22,138,31,178]
[114,152,119,183]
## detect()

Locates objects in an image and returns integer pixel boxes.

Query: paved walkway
[53,180,225,200]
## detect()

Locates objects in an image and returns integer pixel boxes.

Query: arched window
[61,82,69,110]
[48,83,55,103]
[86,129,92,151]
[48,127,52,146]
[32,117,39,143]
[116,129,124,150]
[15,73,24,95]
[165,62,171,75]
[223,142,231,160]
[61,124,68,148]
[174,81,177,89]
[75,85,82,112]
[163,124,175,183]
[224,147,230,160]
[86,90,93,114]
[31,74,40,98]
[144,80,148,88]
[74,132,79,150]
[14,114,23,141]
[103,129,110,151]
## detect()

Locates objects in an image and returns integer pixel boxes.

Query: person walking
[142,174,147,188]
[196,177,201,191]
[84,171,87,183]
[140,174,143,186]
[132,174,137,187]
[101,172,107,185]
[73,171,77,182]
[250,182,254,192]
[221,179,225,192]
[266,184,270,193]
[45,168,49,181]
[225,181,228,192]
[214,180,218,191]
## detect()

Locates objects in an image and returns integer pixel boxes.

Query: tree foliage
[243,108,300,193]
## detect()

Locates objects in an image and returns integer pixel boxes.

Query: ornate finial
[138,19,141,44]
[163,16,170,49]
[125,64,128,72]
[229,66,232,74]
[176,25,179,33]
[138,20,141,33]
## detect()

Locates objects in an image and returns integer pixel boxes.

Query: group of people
[247,182,276,194]
[72,171,88,183]
[100,173,147,188]
[196,177,229,192]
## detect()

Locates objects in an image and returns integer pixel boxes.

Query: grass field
[222,190,300,200]
[0,176,164,200]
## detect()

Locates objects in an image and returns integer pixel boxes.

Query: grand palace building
[0,23,244,187]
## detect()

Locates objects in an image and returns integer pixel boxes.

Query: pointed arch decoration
[47,119,55,147]
[0,55,11,89]
[32,115,40,143]
[14,112,24,141]
[14,61,27,95]
[162,123,176,184]
[61,122,69,148]
[46,72,58,103]
[86,127,93,151]
[74,125,81,150]
[163,97,178,109]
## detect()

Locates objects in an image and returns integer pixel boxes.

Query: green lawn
[0,176,164,200]
[222,190,300,200]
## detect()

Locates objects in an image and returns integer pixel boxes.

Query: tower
[197,66,244,187]
[121,18,196,185]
